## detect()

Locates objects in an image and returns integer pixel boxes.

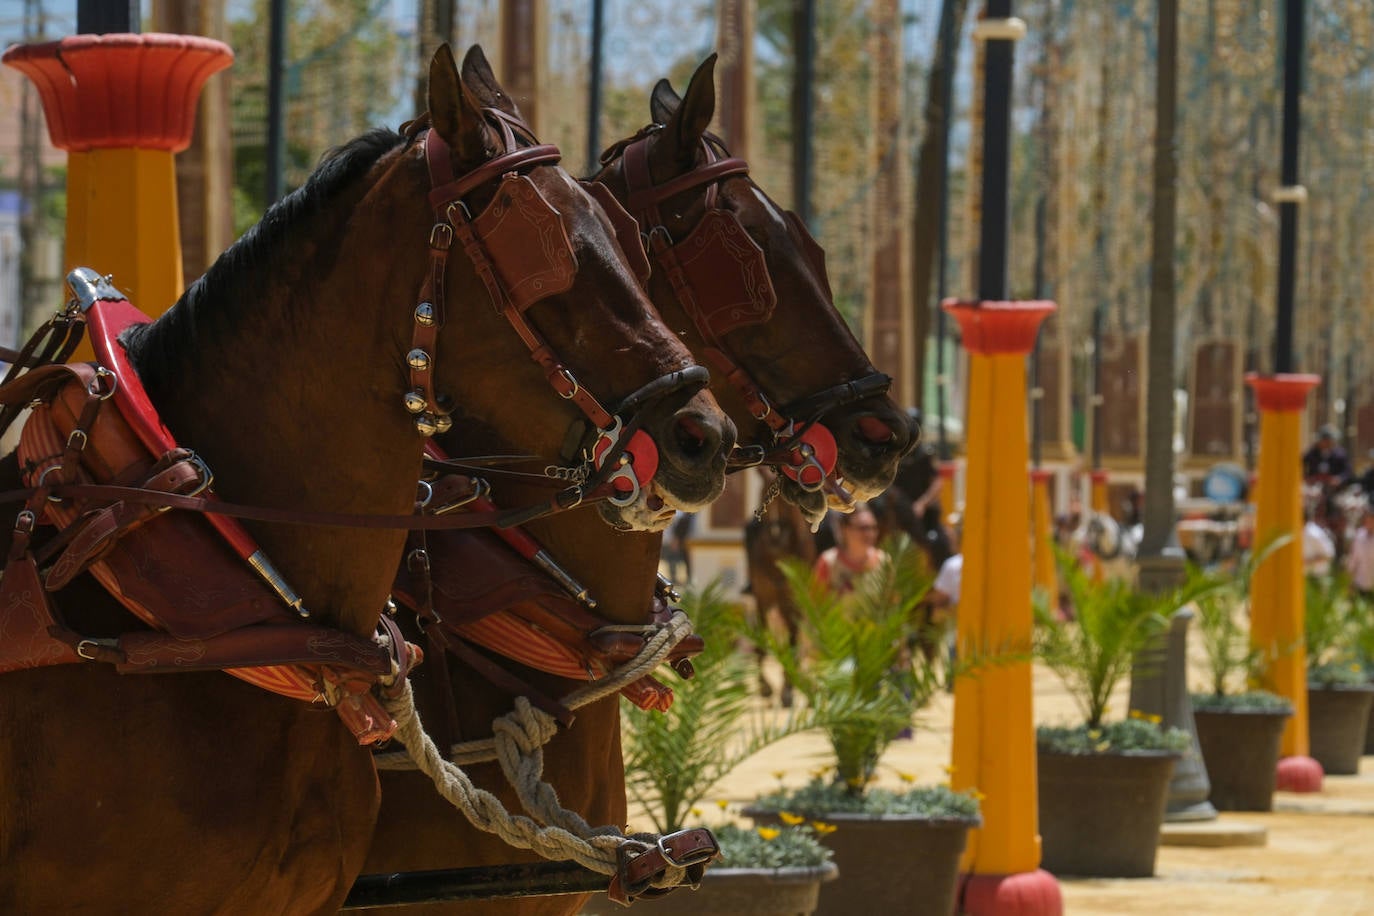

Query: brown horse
[361,54,915,916]
[0,45,734,915]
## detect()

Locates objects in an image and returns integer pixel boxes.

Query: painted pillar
[3,33,232,339]
[1030,467,1058,603]
[947,299,1061,915]
[1089,467,1110,515]
[1246,372,1323,792]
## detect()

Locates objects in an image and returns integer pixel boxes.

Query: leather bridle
[601,126,893,493]
[405,109,709,508]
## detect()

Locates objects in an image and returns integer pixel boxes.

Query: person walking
[813,503,884,594]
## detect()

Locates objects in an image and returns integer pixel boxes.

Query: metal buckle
[76,638,116,661]
[415,479,434,510]
[656,830,718,870]
[65,429,88,452]
[36,464,66,503]
[429,222,454,251]
[88,366,117,400]
[13,509,35,534]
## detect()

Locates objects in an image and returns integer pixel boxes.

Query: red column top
[3,33,233,152]
[941,299,1057,356]
[1030,467,1054,484]
[1089,468,1110,484]
[1245,373,1321,412]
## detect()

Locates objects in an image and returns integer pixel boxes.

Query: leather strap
[605,827,719,905]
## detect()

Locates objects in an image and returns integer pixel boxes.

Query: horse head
[417,45,735,531]
[589,55,917,527]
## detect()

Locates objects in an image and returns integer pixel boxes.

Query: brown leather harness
[602,127,895,493]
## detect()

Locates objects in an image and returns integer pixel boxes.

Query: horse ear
[428,43,490,164]
[648,54,716,174]
[459,43,524,119]
[649,78,682,125]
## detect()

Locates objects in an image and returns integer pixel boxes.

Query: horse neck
[129,190,428,636]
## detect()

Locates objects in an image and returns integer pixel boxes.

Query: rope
[374,611,698,886]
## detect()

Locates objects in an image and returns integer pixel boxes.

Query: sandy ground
[622,662,1374,915]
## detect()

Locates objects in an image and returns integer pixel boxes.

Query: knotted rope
[376,610,697,886]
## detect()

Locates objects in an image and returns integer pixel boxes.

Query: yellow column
[4,33,232,351]
[1090,468,1110,515]
[1247,373,1324,792]
[1030,468,1058,604]
[945,299,1061,915]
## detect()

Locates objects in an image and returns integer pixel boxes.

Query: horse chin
[596,483,686,532]
[778,478,830,532]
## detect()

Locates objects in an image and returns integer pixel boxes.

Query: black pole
[266,0,288,205]
[934,0,959,462]
[1031,192,1046,468]
[586,0,605,175]
[1273,0,1304,374]
[1092,304,1103,471]
[977,0,1015,303]
[791,0,817,228]
[77,0,138,33]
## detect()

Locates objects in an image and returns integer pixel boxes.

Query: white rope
[373,611,698,887]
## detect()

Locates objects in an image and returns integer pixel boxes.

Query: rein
[604,127,893,493]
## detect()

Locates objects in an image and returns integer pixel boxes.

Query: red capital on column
[3,34,233,152]
[1245,373,1321,413]
[1030,468,1054,484]
[942,300,1057,356]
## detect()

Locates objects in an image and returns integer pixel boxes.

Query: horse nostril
[674,414,713,458]
[856,415,897,445]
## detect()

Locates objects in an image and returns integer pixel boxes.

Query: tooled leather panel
[672,209,776,338]
[472,174,578,313]
[0,555,78,673]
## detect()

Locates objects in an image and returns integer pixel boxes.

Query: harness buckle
[88,366,117,400]
[429,222,454,251]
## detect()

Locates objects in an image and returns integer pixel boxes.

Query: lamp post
[948,4,1061,913]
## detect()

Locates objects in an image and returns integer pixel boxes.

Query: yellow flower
[779,811,805,826]
[757,827,781,841]
[942,764,957,776]
[690,807,703,819]
[1351,663,1363,673]
[811,766,831,780]
[971,790,987,802]
[772,770,787,781]
[897,771,917,784]
[1088,728,1102,740]
[812,821,838,835]
[846,776,867,789]
[1094,740,1111,752]
[716,799,730,811]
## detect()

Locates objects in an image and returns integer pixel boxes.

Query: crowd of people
[1302,424,1374,598]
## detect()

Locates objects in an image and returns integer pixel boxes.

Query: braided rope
[374,611,698,887]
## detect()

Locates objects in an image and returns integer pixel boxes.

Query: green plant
[621,582,819,833]
[761,535,938,793]
[1303,571,1367,687]
[712,823,834,869]
[1036,716,1191,755]
[1190,690,1293,713]
[751,777,980,820]
[1190,535,1294,709]
[1034,547,1220,749]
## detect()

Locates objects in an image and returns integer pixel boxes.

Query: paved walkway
[627,663,1374,914]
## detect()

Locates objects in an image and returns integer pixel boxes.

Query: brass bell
[434,414,453,434]
[407,349,431,371]
[414,413,439,436]
[402,391,427,414]
[415,302,436,326]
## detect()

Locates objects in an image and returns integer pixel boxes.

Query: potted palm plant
[1032,553,1197,878]
[743,536,981,916]
[1302,570,1374,775]
[1188,542,1294,811]
[581,582,836,916]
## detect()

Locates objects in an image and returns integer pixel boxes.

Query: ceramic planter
[1192,707,1291,811]
[1037,749,1177,877]
[581,863,838,916]
[744,809,977,916]
[1307,683,1374,775]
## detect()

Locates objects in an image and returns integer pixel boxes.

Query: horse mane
[122,127,406,378]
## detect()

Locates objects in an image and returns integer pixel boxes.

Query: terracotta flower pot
[583,863,838,916]
[1037,749,1177,878]
[1192,708,1291,811]
[1307,683,1374,775]
[744,809,976,916]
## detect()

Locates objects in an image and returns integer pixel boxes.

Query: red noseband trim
[781,423,838,490]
